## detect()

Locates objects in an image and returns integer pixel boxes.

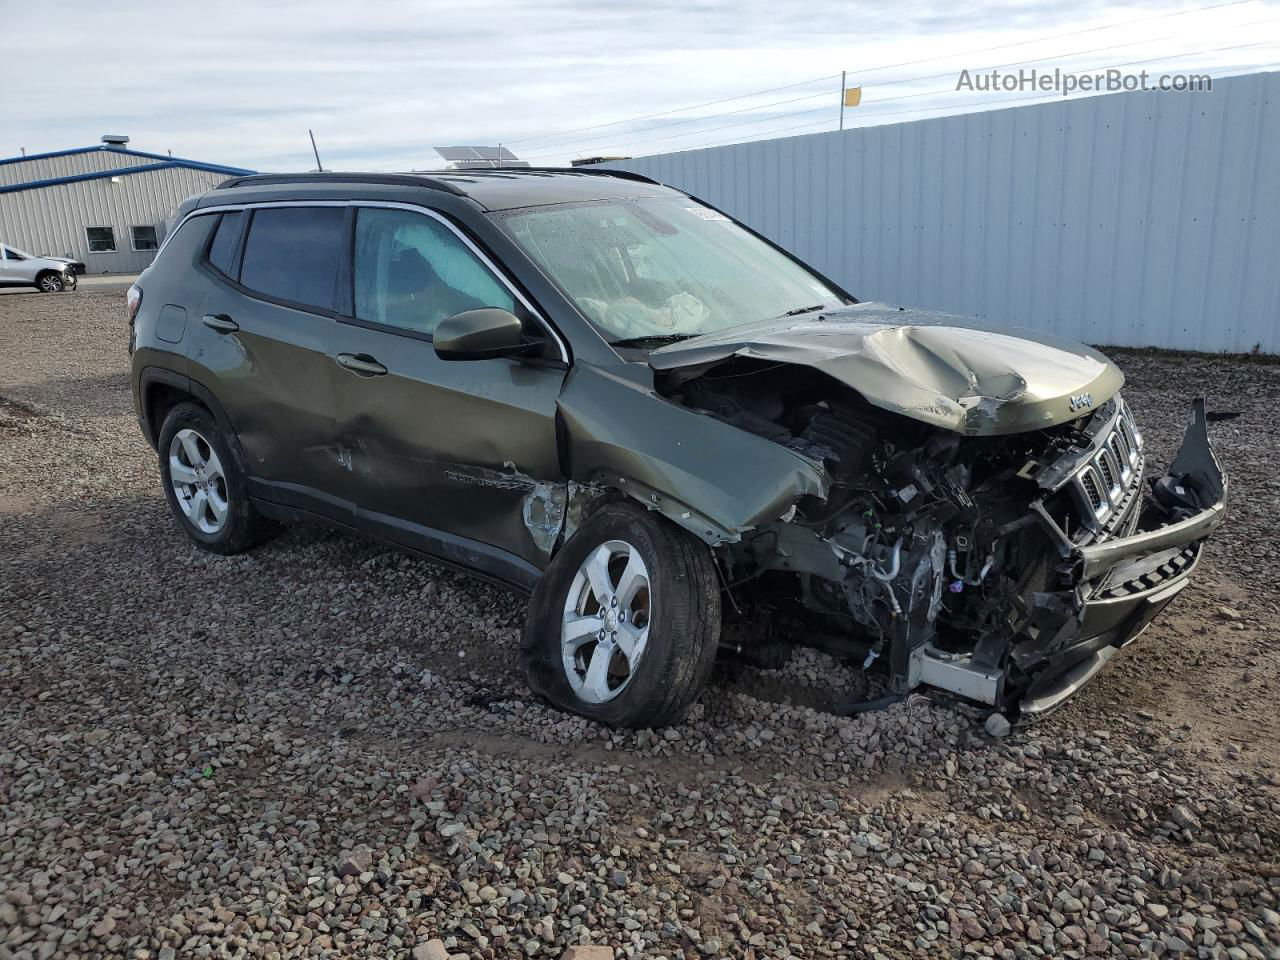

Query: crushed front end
[993,397,1227,716]
[682,372,1227,718]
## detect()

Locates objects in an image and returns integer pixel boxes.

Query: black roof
[214,167,678,211]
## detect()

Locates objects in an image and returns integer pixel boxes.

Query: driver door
[328,205,567,579]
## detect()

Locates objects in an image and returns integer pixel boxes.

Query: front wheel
[522,502,721,728]
[36,272,65,293]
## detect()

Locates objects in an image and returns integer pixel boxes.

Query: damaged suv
[129,169,1227,728]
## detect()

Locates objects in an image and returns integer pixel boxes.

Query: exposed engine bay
[654,355,1225,717]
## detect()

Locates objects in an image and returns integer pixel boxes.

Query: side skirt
[250,496,540,596]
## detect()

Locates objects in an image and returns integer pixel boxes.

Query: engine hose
[870,538,903,581]
[829,693,904,715]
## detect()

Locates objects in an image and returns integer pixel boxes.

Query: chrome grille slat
[1098,449,1118,493]
[1065,398,1145,534]
[1108,435,1132,481]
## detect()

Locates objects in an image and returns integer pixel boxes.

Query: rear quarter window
[205,212,245,276]
[148,214,220,273]
[238,207,345,313]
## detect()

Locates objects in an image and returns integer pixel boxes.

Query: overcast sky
[3,0,1277,172]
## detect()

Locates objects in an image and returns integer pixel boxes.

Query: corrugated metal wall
[0,149,153,188]
[602,71,1280,353]
[0,166,233,274]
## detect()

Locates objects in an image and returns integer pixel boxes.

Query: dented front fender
[556,364,829,544]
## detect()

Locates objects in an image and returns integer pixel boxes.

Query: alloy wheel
[168,428,229,534]
[561,539,652,703]
[39,274,64,293]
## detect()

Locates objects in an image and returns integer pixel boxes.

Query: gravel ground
[2,290,1278,960]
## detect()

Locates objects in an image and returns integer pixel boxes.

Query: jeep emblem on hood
[1070,392,1094,412]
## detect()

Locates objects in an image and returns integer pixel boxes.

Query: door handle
[336,353,388,376]
[202,313,239,333]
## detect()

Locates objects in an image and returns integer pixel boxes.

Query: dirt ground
[2,290,1278,960]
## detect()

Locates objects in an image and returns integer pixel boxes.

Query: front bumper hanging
[1016,398,1228,715]
[906,399,1227,717]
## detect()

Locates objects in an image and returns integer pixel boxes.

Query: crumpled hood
[648,302,1124,435]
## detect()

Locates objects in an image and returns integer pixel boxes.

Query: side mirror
[434,308,531,361]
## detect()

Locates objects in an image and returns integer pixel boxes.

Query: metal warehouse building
[0,136,253,275]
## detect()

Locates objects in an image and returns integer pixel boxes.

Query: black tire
[522,502,722,728]
[157,402,277,554]
[36,271,65,293]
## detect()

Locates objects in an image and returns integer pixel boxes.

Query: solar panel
[433,145,529,168]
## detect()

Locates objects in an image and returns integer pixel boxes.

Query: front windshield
[497,197,847,342]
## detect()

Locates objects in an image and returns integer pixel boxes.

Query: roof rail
[215,172,470,196]
[216,167,660,194]
[435,166,660,186]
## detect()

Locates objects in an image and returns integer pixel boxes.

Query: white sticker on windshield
[686,206,730,221]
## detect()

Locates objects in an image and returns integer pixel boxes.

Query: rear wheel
[522,502,721,728]
[157,402,277,554]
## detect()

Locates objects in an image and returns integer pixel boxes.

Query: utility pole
[309,129,324,172]
[839,70,846,131]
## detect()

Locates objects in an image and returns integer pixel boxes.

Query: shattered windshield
[496,198,847,343]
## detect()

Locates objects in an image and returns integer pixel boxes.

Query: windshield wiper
[610,334,696,348]
[776,304,828,318]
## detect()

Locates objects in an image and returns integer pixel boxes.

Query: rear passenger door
[328,205,567,578]
[190,205,350,520]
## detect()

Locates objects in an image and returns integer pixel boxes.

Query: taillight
[126,284,142,325]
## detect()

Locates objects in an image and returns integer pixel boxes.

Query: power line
[503,0,1255,155]
[528,15,1277,162]
[518,88,836,161]
[842,37,1280,124]
[523,104,837,162]
[842,0,1255,82]
[634,48,1278,159]
[504,74,841,148]
[857,13,1280,106]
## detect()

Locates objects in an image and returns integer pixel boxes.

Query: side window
[353,207,515,336]
[4,247,22,260]
[239,207,345,312]
[206,211,245,277]
[131,225,160,251]
[86,227,116,253]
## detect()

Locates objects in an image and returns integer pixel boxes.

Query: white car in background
[0,242,79,292]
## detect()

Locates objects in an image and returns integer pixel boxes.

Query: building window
[131,226,159,252]
[85,227,116,253]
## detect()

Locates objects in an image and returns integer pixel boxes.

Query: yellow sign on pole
[844,87,863,108]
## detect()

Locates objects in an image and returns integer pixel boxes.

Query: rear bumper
[1016,399,1227,715]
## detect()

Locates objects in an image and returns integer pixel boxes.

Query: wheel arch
[137,367,249,473]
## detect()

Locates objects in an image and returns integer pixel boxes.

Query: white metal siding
[0,166,233,273]
[603,71,1280,353]
[0,150,153,188]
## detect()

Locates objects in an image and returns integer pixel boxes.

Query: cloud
[2,0,1275,171]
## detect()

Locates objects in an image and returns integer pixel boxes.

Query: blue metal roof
[0,144,254,193]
